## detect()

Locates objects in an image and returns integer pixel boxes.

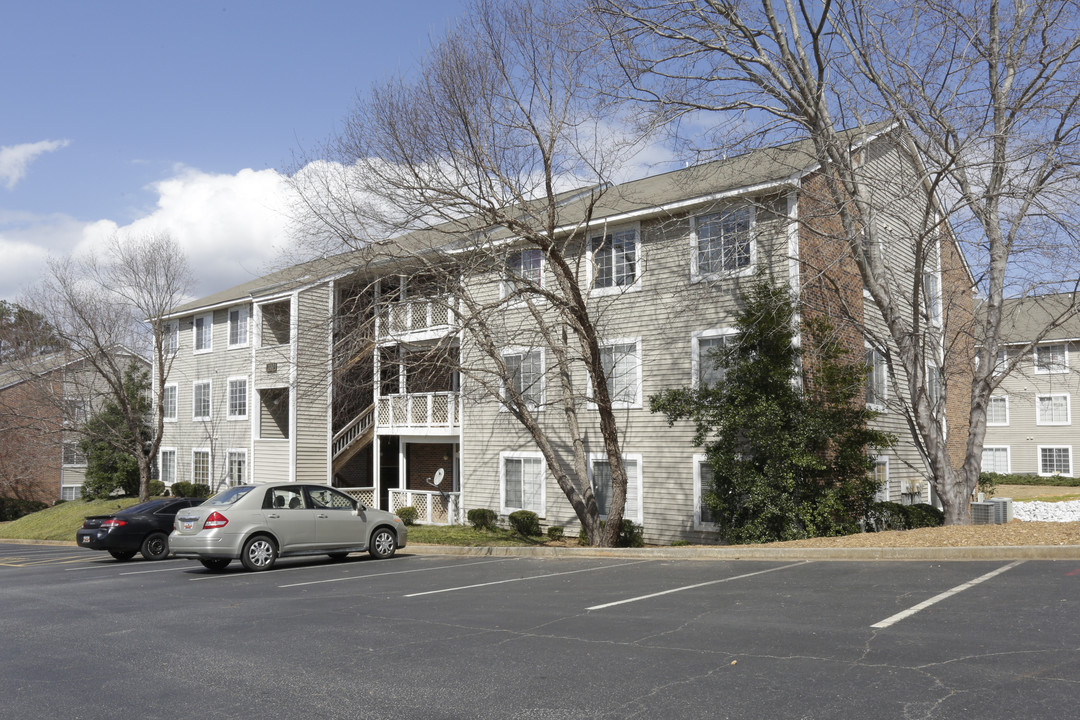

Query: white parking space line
[404,560,654,598]
[65,558,187,572]
[870,560,1024,629]
[586,561,809,611]
[279,558,515,588]
[119,565,195,576]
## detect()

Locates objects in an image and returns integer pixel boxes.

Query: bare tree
[595,0,1080,523]
[25,232,192,502]
[292,0,653,545]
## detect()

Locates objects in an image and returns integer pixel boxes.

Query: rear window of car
[204,486,254,507]
[122,501,168,515]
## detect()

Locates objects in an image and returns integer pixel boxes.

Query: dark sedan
[76,498,205,561]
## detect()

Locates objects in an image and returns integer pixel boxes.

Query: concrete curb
[404,543,1080,561]
[6,538,1079,561]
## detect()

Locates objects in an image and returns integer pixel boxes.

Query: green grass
[405,523,552,547]
[1016,493,1080,503]
[0,497,142,542]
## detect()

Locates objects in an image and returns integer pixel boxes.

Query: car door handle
[317,513,329,519]
[267,513,280,519]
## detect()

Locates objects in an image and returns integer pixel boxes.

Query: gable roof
[996,293,1080,343]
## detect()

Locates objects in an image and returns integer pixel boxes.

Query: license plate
[81,536,89,543]
[182,521,194,530]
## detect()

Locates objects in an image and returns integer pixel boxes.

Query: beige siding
[294,285,332,482]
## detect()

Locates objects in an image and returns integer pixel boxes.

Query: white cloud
[0,139,71,190]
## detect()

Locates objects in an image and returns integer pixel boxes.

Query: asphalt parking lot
[2,542,1077,719]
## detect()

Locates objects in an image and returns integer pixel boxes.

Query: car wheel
[199,558,231,572]
[140,532,170,561]
[327,552,350,561]
[108,550,137,561]
[368,528,397,559]
[241,535,277,571]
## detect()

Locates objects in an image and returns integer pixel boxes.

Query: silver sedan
[170,483,407,572]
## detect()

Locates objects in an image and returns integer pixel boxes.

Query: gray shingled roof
[171,123,893,316]
[996,293,1080,343]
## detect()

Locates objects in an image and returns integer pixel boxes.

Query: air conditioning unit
[990,497,1013,523]
[971,501,996,525]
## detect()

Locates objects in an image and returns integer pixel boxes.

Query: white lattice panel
[431,395,448,424]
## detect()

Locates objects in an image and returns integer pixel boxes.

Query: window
[506,249,542,290]
[693,330,733,387]
[982,446,1010,474]
[1038,446,1072,477]
[986,396,1009,426]
[62,442,86,466]
[589,227,638,291]
[993,349,1007,375]
[693,206,753,278]
[308,486,354,509]
[193,313,212,353]
[193,380,211,421]
[64,399,87,428]
[1036,394,1070,426]
[500,452,545,516]
[598,340,641,408]
[260,301,291,346]
[922,271,942,325]
[192,450,211,486]
[865,346,887,409]
[873,457,889,502]
[1035,344,1067,374]
[162,384,177,422]
[159,448,176,486]
[228,306,249,348]
[227,377,248,420]
[164,320,179,356]
[226,450,246,486]
[693,455,717,530]
[502,349,544,408]
[927,364,943,408]
[590,453,642,524]
[61,485,82,501]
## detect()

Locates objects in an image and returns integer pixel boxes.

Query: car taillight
[101,519,127,528]
[203,512,228,529]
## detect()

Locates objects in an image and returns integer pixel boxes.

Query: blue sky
[0,0,469,302]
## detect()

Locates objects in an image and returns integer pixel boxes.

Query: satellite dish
[432,468,445,486]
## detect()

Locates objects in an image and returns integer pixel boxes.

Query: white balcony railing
[377,392,459,430]
[378,299,452,337]
[389,489,461,525]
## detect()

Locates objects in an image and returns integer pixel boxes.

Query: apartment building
[158,128,973,543]
[982,293,1080,479]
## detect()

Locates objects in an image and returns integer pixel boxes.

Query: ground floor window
[192,450,211,486]
[61,485,82,501]
[589,453,642,524]
[227,450,246,486]
[159,449,177,485]
[982,446,1010,474]
[1038,446,1072,477]
[873,457,889,502]
[500,452,544,516]
[693,455,717,530]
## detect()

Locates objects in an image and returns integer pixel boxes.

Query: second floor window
[62,442,87,466]
[599,341,640,408]
[227,378,248,420]
[228,307,249,348]
[986,396,1008,426]
[1035,344,1068,374]
[162,385,177,421]
[164,320,179,355]
[506,249,542,288]
[866,347,887,409]
[694,207,753,277]
[194,313,212,353]
[503,349,543,408]
[590,228,637,290]
[1037,394,1070,425]
[193,381,211,420]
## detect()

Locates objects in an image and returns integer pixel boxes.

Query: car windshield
[204,486,254,507]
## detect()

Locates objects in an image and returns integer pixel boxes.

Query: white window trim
[1035,393,1071,426]
[192,380,212,421]
[62,442,87,467]
[1034,343,1069,374]
[501,248,545,302]
[191,448,212,486]
[981,445,1011,475]
[226,448,247,486]
[689,205,756,282]
[985,395,1009,427]
[499,347,545,411]
[588,337,643,410]
[226,376,249,421]
[498,450,546,517]
[587,451,643,524]
[1037,445,1073,478]
[159,447,177,486]
[164,320,179,356]
[692,454,718,531]
[587,222,642,296]
[193,312,213,354]
[162,383,178,423]
[227,305,250,350]
[866,344,888,412]
[691,328,736,388]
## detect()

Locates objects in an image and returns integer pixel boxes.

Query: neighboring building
[158,128,974,543]
[981,293,1080,479]
[0,350,147,502]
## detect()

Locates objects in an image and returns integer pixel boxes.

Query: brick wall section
[0,377,62,502]
[797,172,867,365]
[405,442,453,490]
